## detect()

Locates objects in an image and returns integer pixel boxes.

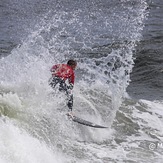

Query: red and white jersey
[50,64,75,85]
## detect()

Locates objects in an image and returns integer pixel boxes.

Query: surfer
[49,59,77,116]
[49,60,107,128]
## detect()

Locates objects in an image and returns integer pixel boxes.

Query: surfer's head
[67,59,77,70]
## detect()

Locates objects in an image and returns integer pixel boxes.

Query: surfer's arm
[50,65,59,76]
[67,83,73,90]
[68,72,75,90]
[50,65,58,73]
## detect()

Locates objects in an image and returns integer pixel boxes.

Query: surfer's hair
[67,59,77,66]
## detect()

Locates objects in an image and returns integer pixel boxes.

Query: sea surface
[0,0,163,163]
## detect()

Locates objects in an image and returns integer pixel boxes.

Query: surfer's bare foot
[67,111,74,118]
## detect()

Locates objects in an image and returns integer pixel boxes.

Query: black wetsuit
[49,76,73,111]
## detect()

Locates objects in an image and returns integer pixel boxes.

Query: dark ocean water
[0,0,162,100]
[127,0,163,100]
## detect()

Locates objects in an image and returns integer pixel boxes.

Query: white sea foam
[0,118,66,163]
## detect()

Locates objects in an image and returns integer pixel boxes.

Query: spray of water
[0,0,148,162]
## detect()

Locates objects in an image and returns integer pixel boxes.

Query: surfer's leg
[49,78,73,111]
[49,77,60,89]
[58,81,73,111]
[67,94,73,111]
